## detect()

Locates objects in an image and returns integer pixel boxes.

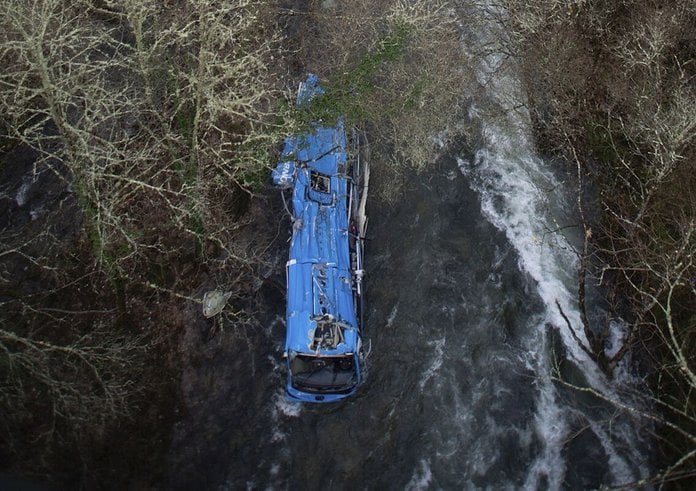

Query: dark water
[269,161,545,488]
[166,151,649,489]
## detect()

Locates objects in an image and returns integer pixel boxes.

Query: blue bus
[272,75,369,402]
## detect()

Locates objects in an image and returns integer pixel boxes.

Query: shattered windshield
[290,354,357,393]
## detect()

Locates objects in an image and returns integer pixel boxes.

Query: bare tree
[287,0,472,200]
[0,0,290,478]
[493,0,696,485]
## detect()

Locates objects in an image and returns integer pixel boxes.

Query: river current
[166,3,653,489]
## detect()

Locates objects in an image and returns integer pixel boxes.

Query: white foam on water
[523,362,568,490]
[461,134,588,353]
[15,180,31,207]
[605,318,628,359]
[266,357,301,445]
[588,420,639,485]
[273,391,302,419]
[457,0,650,486]
[386,303,399,329]
[419,336,446,390]
[263,391,300,485]
[405,459,433,491]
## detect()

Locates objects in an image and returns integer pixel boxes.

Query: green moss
[400,76,429,111]
[188,211,205,257]
[240,161,270,192]
[174,100,196,145]
[292,21,415,127]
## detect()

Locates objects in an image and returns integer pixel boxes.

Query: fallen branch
[555,299,596,361]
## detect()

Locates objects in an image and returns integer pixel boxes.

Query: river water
[166,3,653,489]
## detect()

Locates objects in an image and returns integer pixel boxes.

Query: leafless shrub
[297,0,473,201]
[497,0,696,484]
[0,322,147,445]
[0,0,289,478]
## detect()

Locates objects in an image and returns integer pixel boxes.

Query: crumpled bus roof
[278,76,359,356]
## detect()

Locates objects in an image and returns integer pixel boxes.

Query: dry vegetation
[0,0,288,483]
[291,0,472,200]
[0,0,469,485]
[498,0,696,486]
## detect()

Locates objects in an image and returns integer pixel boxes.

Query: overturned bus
[271,74,369,403]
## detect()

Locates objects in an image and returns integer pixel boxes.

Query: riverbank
[505,1,696,486]
[0,1,296,486]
